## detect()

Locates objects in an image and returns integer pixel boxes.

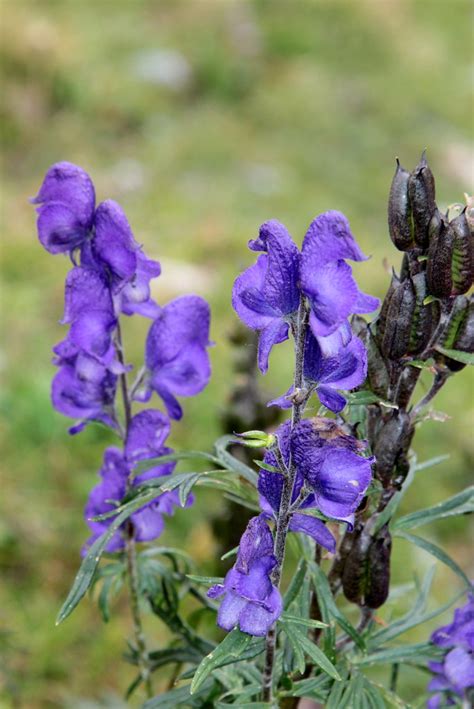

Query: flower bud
[450,210,474,296]
[234,430,276,448]
[426,211,455,298]
[365,526,392,609]
[408,151,437,249]
[374,410,414,485]
[388,160,415,251]
[407,272,440,355]
[380,278,416,360]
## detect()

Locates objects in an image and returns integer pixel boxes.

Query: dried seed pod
[450,210,474,295]
[375,272,399,347]
[373,410,414,485]
[434,296,469,372]
[400,248,425,281]
[341,528,371,605]
[408,151,437,249]
[352,316,390,398]
[388,159,415,251]
[407,272,440,355]
[426,211,455,298]
[380,279,416,360]
[365,526,392,609]
[454,295,474,352]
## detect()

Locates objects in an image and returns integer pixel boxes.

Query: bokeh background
[1,0,473,706]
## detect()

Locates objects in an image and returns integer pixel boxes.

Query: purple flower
[31,162,95,254]
[291,419,373,524]
[51,353,118,434]
[232,220,300,373]
[427,593,474,706]
[258,422,336,552]
[84,410,184,553]
[269,329,367,414]
[208,516,282,636]
[143,295,212,420]
[300,211,379,337]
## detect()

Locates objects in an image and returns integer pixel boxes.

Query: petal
[304,261,359,336]
[313,448,373,520]
[267,386,294,409]
[207,584,225,599]
[258,319,289,374]
[132,504,165,542]
[121,251,161,316]
[302,210,368,265]
[69,310,116,358]
[63,267,113,323]
[125,409,171,461]
[258,469,284,514]
[154,344,211,397]
[289,514,336,553]
[236,516,275,572]
[317,386,347,413]
[232,255,279,330]
[37,202,88,254]
[353,289,380,314]
[154,383,183,421]
[259,220,300,315]
[444,646,474,691]
[238,589,282,636]
[321,335,367,390]
[316,321,353,357]
[93,200,138,285]
[217,591,248,631]
[32,161,95,228]
[232,561,274,603]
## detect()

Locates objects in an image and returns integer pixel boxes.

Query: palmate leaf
[392,486,474,531]
[56,487,168,624]
[394,530,471,587]
[190,628,256,694]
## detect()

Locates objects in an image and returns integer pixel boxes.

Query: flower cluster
[232,211,379,411]
[33,162,212,549]
[427,592,474,708]
[208,515,282,637]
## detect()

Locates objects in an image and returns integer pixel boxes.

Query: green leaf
[434,345,474,365]
[345,391,398,409]
[280,613,327,629]
[179,473,202,507]
[405,358,436,370]
[279,674,331,699]
[142,680,214,708]
[56,488,163,624]
[147,646,203,671]
[132,449,219,475]
[392,486,474,531]
[214,435,258,486]
[190,628,253,694]
[283,559,307,610]
[309,561,365,650]
[355,642,444,667]
[414,454,450,472]
[394,530,471,587]
[186,574,224,586]
[283,621,341,680]
[254,460,281,473]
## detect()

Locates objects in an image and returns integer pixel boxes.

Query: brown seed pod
[373,410,414,486]
[380,279,416,360]
[450,210,474,296]
[388,159,415,251]
[408,151,437,249]
[407,272,440,355]
[426,211,455,298]
[341,528,371,605]
[365,526,392,609]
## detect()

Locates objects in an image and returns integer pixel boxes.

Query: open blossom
[142,295,212,420]
[232,220,300,373]
[208,515,282,636]
[83,410,187,553]
[427,592,474,708]
[300,210,379,338]
[269,328,367,414]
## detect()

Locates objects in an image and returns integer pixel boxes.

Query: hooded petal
[132,504,166,542]
[217,591,248,631]
[125,409,171,462]
[69,310,117,358]
[62,267,113,323]
[32,161,95,229]
[304,260,359,337]
[302,210,369,265]
[232,255,280,330]
[238,589,282,636]
[258,319,289,374]
[93,200,138,286]
[255,220,300,315]
[258,469,284,514]
[36,202,89,254]
[320,335,367,390]
[289,514,336,553]
[235,515,275,573]
[312,448,373,520]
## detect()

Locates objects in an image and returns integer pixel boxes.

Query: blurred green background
[1,0,473,706]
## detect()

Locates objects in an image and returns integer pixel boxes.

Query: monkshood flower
[32,162,161,318]
[269,329,367,413]
[84,410,185,553]
[291,418,373,525]
[427,592,474,708]
[258,422,336,552]
[51,348,118,434]
[207,515,282,636]
[140,295,212,420]
[232,220,300,373]
[300,210,379,338]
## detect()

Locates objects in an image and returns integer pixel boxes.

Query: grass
[1,0,473,706]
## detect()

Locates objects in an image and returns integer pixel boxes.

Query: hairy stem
[262,299,308,701]
[115,323,153,699]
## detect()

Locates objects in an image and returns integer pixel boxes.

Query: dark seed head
[388,159,415,251]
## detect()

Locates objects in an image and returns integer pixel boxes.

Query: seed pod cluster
[341,525,392,609]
